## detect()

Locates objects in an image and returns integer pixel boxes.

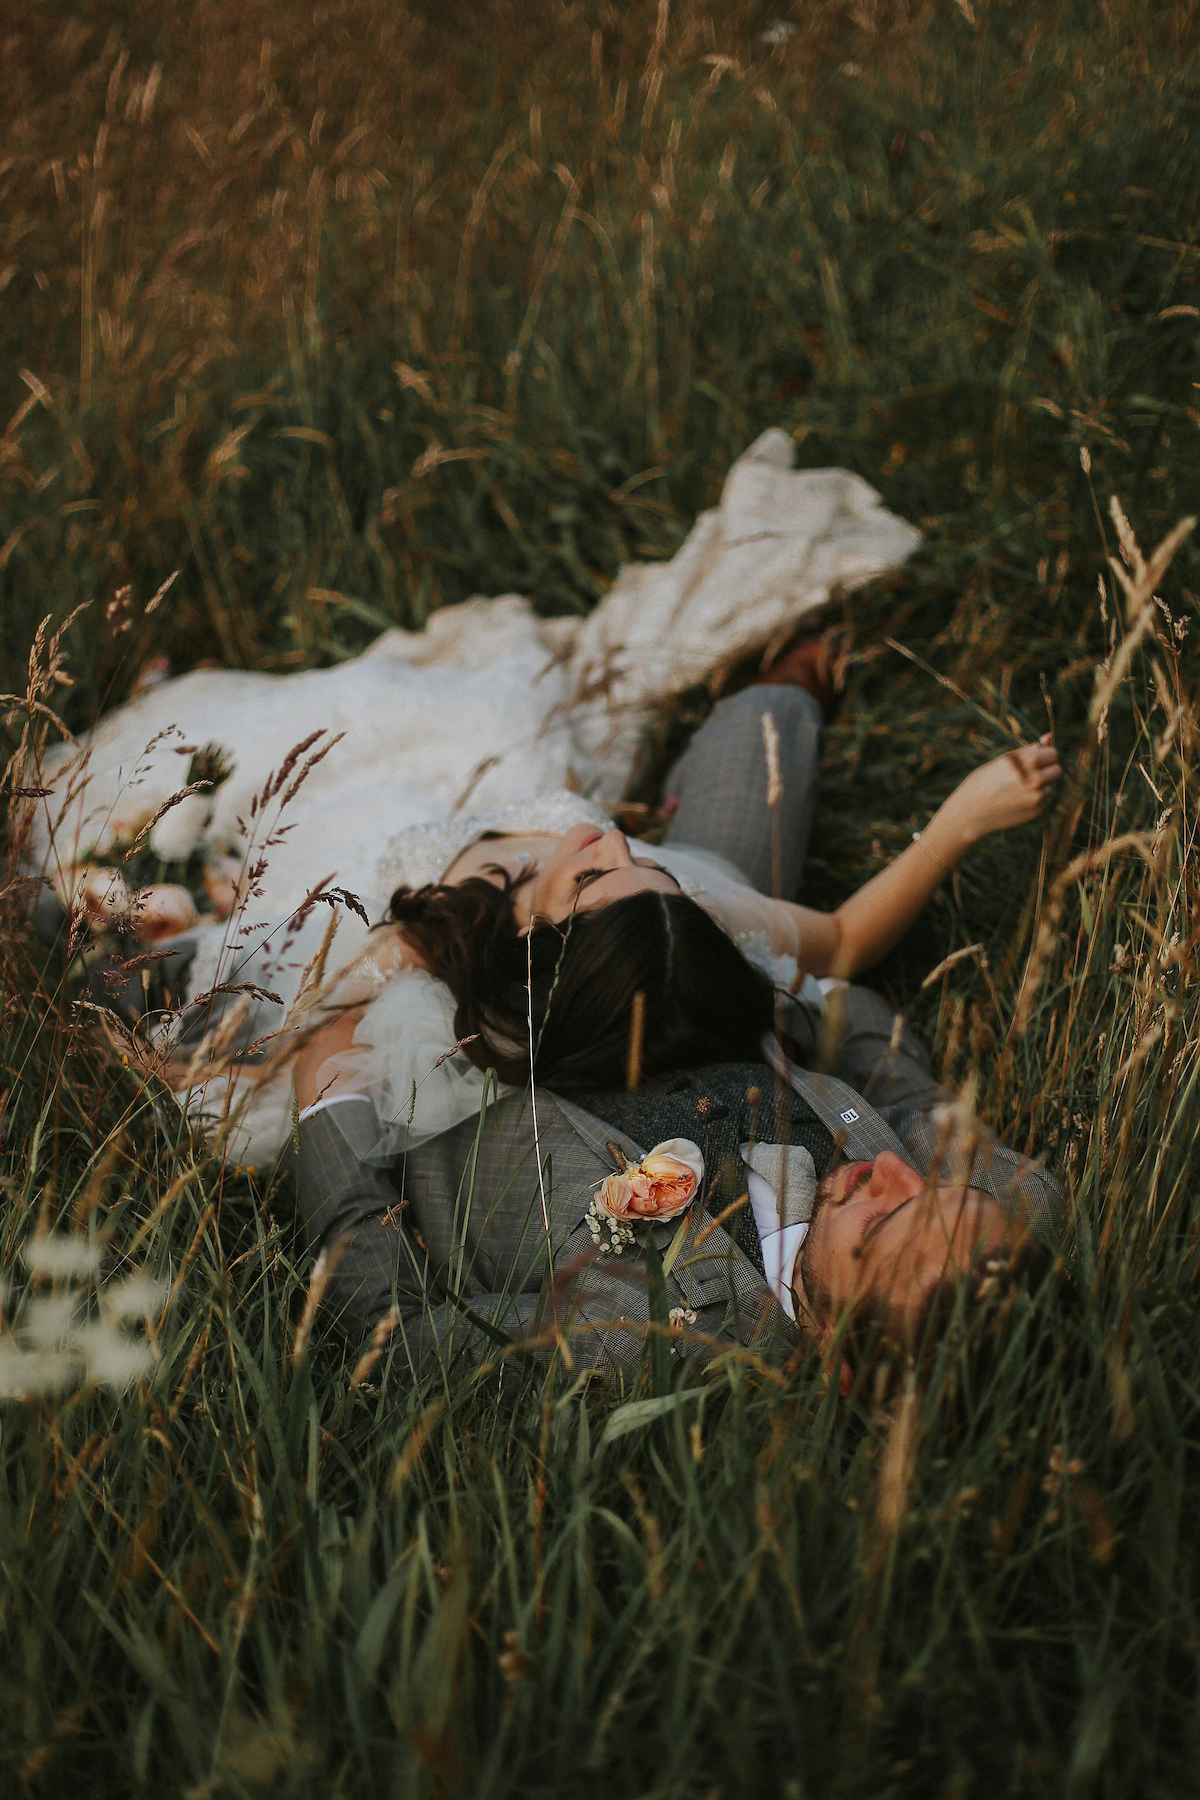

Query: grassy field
[2,1,1200,1793]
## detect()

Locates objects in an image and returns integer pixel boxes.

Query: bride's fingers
[1007,744,1057,783]
[1034,765,1061,810]
[1021,742,1061,777]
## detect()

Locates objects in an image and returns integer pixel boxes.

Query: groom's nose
[866,1150,926,1209]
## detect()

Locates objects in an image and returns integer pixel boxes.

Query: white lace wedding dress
[32,431,919,1163]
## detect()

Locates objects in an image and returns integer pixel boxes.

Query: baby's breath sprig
[586,1197,635,1256]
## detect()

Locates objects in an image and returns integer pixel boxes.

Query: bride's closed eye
[483,858,539,890]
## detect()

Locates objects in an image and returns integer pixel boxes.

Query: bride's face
[516,824,680,925]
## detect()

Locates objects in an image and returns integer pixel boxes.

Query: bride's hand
[941,734,1061,845]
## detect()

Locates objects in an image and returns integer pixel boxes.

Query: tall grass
[3,1,1200,1794]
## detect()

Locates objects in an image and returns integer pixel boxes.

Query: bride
[66,677,1058,1172]
[285,693,1058,1148]
[28,432,1058,1161]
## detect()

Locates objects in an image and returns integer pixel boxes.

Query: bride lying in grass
[285,690,1059,1142]
[72,667,1057,1171]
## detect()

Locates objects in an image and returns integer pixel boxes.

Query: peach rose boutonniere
[587,1139,705,1255]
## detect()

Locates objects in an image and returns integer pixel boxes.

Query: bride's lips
[575,827,603,850]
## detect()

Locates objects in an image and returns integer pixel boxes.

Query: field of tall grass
[2,1,1199,1793]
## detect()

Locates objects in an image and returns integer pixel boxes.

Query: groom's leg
[660,685,822,898]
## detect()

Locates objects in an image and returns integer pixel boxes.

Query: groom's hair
[387,876,774,1089]
[834,1231,1057,1368]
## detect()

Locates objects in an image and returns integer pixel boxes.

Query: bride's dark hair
[387,875,774,1090]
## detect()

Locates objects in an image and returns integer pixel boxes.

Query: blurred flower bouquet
[56,742,239,949]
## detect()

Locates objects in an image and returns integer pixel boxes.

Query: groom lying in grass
[291,1041,1063,1393]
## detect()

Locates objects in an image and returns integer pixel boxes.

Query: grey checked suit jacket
[294,1086,782,1387]
[293,1008,1066,1387]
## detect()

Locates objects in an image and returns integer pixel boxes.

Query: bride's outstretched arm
[715,737,1061,980]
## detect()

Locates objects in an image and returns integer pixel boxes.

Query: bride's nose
[597,828,633,866]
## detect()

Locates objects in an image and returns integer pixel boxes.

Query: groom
[293,674,1067,1383]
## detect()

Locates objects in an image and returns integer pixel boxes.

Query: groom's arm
[825,986,1069,1250]
[293,1097,434,1334]
[292,1091,629,1359]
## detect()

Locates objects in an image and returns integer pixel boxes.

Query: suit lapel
[767,1040,910,1161]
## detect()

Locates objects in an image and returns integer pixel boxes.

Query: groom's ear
[794,1320,853,1397]
[816,1327,853,1397]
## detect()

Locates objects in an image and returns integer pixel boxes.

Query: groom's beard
[792,1157,862,1320]
[804,1155,867,1235]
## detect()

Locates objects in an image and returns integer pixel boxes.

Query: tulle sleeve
[176,925,503,1170]
[306,967,506,1164]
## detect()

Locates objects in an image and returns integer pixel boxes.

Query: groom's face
[793,1149,1020,1336]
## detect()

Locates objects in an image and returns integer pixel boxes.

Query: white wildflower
[101,1273,169,1321]
[4,1235,165,1401]
[24,1292,82,1347]
[24,1235,103,1280]
[0,1339,79,1400]
[74,1323,155,1389]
